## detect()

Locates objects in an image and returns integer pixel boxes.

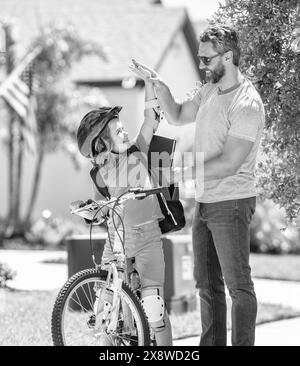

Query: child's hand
[131,59,158,78]
[130,59,165,90]
[69,200,85,212]
[70,199,99,221]
[129,61,151,80]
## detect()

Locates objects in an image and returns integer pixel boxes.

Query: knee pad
[141,287,165,328]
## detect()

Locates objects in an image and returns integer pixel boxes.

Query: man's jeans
[192,197,257,346]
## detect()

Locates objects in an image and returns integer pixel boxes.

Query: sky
[162,0,226,21]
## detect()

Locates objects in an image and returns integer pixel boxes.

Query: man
[131,24,265,346]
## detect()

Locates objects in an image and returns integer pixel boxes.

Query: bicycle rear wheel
[51,268,150,346]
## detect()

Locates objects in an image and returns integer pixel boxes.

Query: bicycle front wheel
[51,268,150,346]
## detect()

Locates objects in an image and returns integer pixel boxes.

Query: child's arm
[129,62,160,149]
[139,79,160,146]
[91,183,124,228]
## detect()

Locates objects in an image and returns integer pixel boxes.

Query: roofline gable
[76,9,204,87]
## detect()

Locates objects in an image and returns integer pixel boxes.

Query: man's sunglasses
[198,53,221,66]
[198,50,231,66]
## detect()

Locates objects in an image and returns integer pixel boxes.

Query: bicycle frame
[71,187,163,340]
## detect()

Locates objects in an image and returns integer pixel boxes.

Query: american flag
[0,47,41,152]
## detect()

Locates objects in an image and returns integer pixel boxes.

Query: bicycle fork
[93,263,123,335]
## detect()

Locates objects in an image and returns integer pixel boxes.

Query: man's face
[198,42,225,84]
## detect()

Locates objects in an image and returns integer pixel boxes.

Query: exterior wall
[0,30,199,220]
[153,31,199,154]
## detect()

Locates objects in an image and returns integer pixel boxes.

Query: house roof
[0,0,201,84]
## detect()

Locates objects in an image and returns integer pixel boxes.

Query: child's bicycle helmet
[77,106,122,157]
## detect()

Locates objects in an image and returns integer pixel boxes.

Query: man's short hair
[200,24,240,66]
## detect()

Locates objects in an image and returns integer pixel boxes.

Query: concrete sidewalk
[1,249,300,346]
[0,249,68,291]
[174,317,300,346]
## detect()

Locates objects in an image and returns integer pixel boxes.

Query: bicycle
[51,187,164,346]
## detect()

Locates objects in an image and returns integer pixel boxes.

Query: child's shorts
[101,220,165,289]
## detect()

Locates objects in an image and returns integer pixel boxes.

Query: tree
[1,23,107,239]
[213,0,300,223]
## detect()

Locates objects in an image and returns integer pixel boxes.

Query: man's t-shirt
[190,77,265,203]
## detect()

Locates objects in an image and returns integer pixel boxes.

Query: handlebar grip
[144,188,164,196]
[129,187,163,197]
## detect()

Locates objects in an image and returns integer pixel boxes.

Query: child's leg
[100,230,115,269]
[140,286,173,346]
[129,222,172,346]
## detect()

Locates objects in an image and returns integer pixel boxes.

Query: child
[73,63,172,346]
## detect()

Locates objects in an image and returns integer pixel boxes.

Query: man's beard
[205,62,225,84]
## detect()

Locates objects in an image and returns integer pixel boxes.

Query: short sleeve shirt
[99,131,163,227]
[191,77,265,202]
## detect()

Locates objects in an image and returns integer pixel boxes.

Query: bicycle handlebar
[71,187,164,215]
[128,187,163,198]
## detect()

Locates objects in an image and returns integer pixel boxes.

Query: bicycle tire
[51,268,151,346]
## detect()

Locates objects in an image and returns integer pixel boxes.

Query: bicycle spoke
[87,281,96,307]
[81,283,95,310]
[70,290,93,314]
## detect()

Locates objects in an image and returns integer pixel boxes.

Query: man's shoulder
[241,78,264,105]
[233,78,265,114]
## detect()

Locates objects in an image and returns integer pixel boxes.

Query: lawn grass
[250,253,300,281]
[0,289,56,346]
[1,288,300,345]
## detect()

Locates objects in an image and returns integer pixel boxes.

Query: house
[0,0,204,220]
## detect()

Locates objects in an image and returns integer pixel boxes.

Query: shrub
[0,263,16,288]
[250,200,300,254]
[213,0,300,222]
[26,211,89,247]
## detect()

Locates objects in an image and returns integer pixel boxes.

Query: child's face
[108,119,131,153]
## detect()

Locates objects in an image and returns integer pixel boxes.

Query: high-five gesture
[129,60,152,80]
[129,59,157,79]
[129,59,164,88]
